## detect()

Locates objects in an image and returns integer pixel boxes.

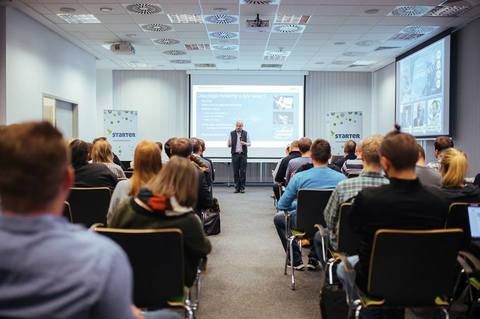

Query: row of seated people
[0,122,213,318]
[273,126,480,318]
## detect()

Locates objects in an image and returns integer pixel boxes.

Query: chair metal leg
[284,211,290,276]
[289,236,296,290]
[320,235,327,264]
[354,302,362,319]
[184,303,194,319]
[441,308,449,319]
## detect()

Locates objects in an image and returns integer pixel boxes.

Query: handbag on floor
[202,198,221,236]
[319,258,349,319]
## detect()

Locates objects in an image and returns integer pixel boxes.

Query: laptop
[467,205,480,246]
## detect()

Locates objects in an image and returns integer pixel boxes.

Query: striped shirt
[323,171,389,250]
[285,157,312,184]
[341,159,363,176]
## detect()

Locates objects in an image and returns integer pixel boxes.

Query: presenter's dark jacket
[230,130,248,154]
[274,151,301,185]
[349,178,448,293]
[109,188,212,287]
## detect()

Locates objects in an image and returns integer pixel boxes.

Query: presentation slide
[396,36,450,137]
[191,84,304,158]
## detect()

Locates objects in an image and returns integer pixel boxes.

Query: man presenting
[228,120,251,193]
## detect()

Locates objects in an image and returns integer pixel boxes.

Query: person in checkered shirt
[314,134,389,253]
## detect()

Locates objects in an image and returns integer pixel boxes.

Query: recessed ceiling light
[331,60,355,65]
[140,24,173,32]
[343,51,367,57]
[351,60,377,66]
[167,14,203,24]
[59,7,76,13]
[364,9,380,14]
[99,7,113,13]
[334,41,346,45]
[57,14,101,24]
[170,59,191,64]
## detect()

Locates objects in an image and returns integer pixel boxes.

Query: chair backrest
[124,170,134,179]
[95,228,184,309]
[336,203,360,255]
[63,201,72,222]
[296,188,333,237]
[446,202,480,249]
[368,228,463,306]
[67,187,111,227]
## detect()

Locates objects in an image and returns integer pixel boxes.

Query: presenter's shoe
[240,189,245,193]
[234,189,240,193]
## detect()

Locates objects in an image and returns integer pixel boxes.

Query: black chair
[63,201,72,222]
[94,227,194,319]
[352,228,464,319]
[446,202,480,249]
[335,203,361,256]
[67,187,111,227]
[284,188,333,290]
[124,170,134,179]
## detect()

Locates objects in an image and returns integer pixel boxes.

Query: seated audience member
[155,141,163,153]
[341,141,363,176]
[70,139,118,189]
[334,139,357,169]
[439,148,480,204]
[170,138,213,211]
[273,144,291,200]
[109,156,212,287]
[427,135,454,170]
[475,173,480,186]
[164,137,177,159]
[285,137,313,184]
[191,137,213,187]
[274,140,301,186]
[337,125,448,319]
[0,122,179,319]
[107,140,162,224]
[92,139,126,179]
[319,135,389,252]
[273,139,346,270]
[415,143,441,187]
[93,136,126,170]
[199,139,215,183]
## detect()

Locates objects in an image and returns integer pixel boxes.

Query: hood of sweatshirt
[131,188,193,217]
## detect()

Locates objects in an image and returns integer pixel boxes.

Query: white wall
[5,7,97,140]
[96,69,113,137]
[372,63,396,135]
[0,6,6,124]
[305,71,373,140]
[112,70,189,143]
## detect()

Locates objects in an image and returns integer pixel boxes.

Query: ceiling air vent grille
[389,33,424,41]
[185,44,210,50]
[212,44,239,51]
[261,64,282,68]
[388,6,434,16]
[170,59,191,64]
[271,24,306,33]
[241,0,280,4]
[125,3,162,15]
[152,38,179,45]
[204,14,239,24]
[163,50,186,56]
[141,24,172,32]
[195,64,216,68]
[209,31,239,39]
[274,15,310,24]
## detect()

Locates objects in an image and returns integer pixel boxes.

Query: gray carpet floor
[197,186,322,319]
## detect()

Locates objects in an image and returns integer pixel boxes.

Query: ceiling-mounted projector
[110,41,136,55]
[246,14,270,32]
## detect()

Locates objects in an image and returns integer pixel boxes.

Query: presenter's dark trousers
[232,152,247,191]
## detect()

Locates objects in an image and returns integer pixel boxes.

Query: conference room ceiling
[12,0,480,72]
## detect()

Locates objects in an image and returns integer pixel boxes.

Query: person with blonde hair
[107,140,162,224]
[109,156,211,287]
[440,148,480,203]
[91,139,126,179]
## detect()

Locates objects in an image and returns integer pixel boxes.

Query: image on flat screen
[191,84,304,157]
[395,36,450,137]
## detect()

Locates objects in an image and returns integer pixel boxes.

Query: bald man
[228,120,251,193]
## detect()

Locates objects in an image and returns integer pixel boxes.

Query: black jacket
[350,178,448,293]
[274,151,301,185]
[74,163,118,189]
[441,184,480,204]
[334,153,356,170]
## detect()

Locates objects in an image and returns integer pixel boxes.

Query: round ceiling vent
[389,6,433,17]
[209,31,239,39]
[141,24,172,32]
[243,0,277,4]
[272,24,305,33]
[126,3,162,15]
[213,7,229,13]
[212,44,239,51]
[153,38,180,45]
[163,50,187,56]
[170,59,191,64]
[204,14,238,24]
[216,55,237,60]
[401,25,438,34]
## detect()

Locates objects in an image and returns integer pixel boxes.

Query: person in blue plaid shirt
[315,135,389,253]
